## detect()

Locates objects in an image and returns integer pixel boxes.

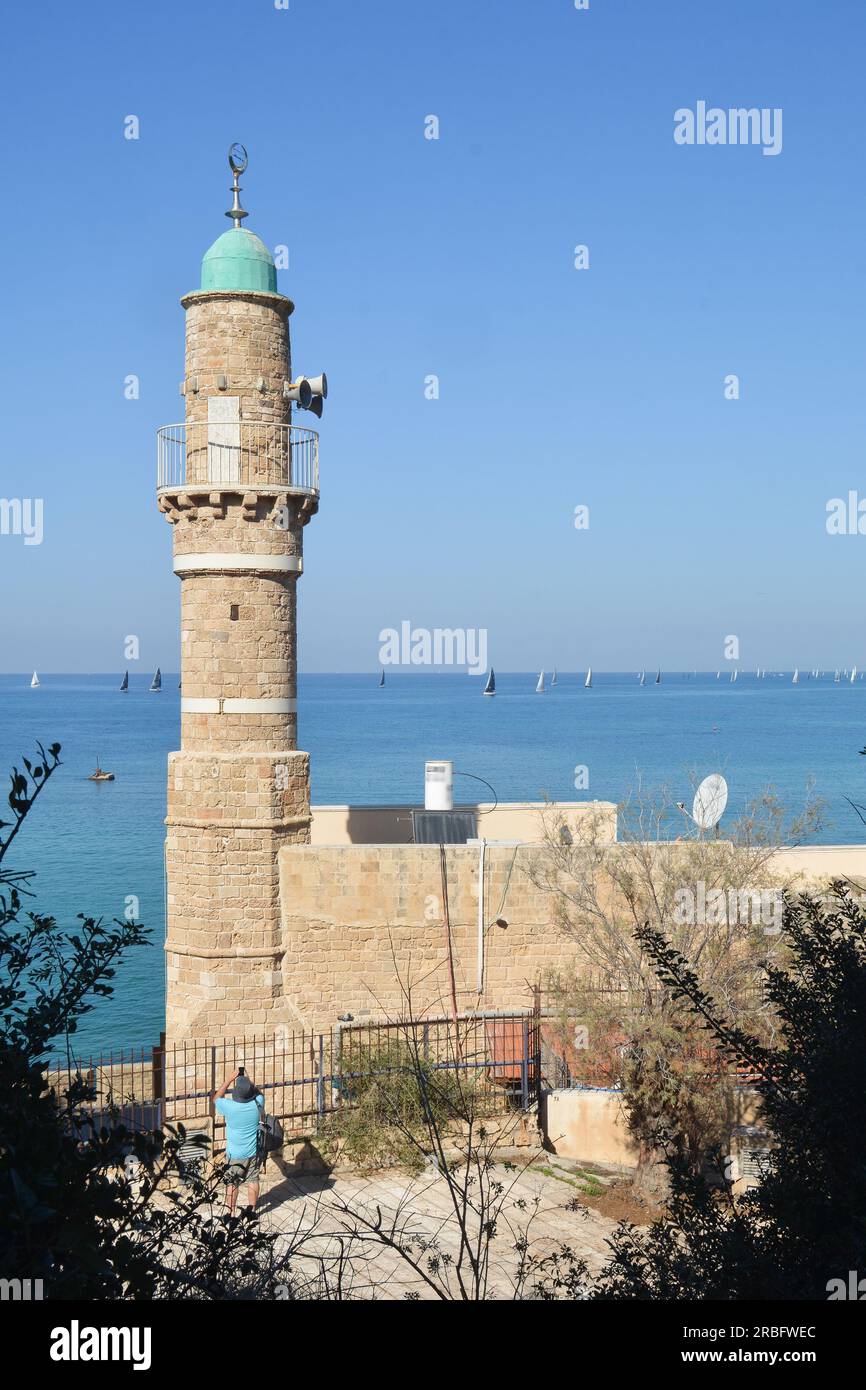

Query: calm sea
[2,670,864,1055]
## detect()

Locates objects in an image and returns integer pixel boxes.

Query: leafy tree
[531,780,823,1191]
[592,885,866,1299]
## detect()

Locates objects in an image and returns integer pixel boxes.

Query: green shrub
[322,1039,486,1173]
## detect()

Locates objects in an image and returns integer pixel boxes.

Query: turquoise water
[2,670,865,1056]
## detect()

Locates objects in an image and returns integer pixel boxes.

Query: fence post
[151,1031,165,1101]
[532,987,542,1107]
[333,1027,342,1109]
[316,1033,325,1126]
[520,1017,530,1111]
[209,1045,217,1147]
[151,1031,166,1130]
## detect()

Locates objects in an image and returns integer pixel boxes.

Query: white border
[180,697,296,715]
[173,553,302,574]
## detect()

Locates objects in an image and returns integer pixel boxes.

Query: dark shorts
[224,1154,262,1186]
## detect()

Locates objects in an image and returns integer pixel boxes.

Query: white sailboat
[483,668,495,696]
[551,667,557,687]
[852,666,858,684]
[639,670,646,685]
[731,668,737,682]
[835,669,840,683]
[536,670,545,693]
[585,668,592,689]
[30,671,39,688]
[792,669,799,684]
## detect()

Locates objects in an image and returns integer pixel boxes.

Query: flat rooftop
[308,800,618,846]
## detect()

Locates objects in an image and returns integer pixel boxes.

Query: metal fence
[49,1010,541,1149]
[156,421,319,493]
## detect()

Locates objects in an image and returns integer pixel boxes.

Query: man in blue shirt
[214,1070,265,1214]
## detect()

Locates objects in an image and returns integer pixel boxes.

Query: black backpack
[257,1103,284,1160]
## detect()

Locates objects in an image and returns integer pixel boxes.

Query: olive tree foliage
[527,778,825,1185]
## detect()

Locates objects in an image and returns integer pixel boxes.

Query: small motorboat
[88,759,115,782]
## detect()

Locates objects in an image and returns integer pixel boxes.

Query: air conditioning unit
[424,760,453,812]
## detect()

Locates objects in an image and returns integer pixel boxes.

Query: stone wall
[275,837,866,1037]
[181,290,293,432]
[175,553,301,752]
[278,843,564,1032]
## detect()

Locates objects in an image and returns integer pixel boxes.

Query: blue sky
[2,0,865,673]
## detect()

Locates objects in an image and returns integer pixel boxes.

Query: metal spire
[226,143,249,228]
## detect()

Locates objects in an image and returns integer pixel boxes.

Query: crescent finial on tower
[226,143,249,227]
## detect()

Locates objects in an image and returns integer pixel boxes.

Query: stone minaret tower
[157,149,322,1041]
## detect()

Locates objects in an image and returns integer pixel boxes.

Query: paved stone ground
[251,1155,625,1299]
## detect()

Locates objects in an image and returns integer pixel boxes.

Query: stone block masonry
[159,267,317,1041]
[277,844,570,1034]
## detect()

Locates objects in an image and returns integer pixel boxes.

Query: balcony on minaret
[156,420,319,496]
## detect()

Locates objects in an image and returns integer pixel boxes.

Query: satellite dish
[692,774,728,831]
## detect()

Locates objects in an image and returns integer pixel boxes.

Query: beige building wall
[279,842,569,1032]
[769,843,866,884]
[276,828,866,1035]
[542,1085,762,1178]
[543,1088,639,1168]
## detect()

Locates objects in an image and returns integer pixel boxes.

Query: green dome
[200,227,277,293]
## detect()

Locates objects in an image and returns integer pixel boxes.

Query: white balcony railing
[157,421,319,495]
